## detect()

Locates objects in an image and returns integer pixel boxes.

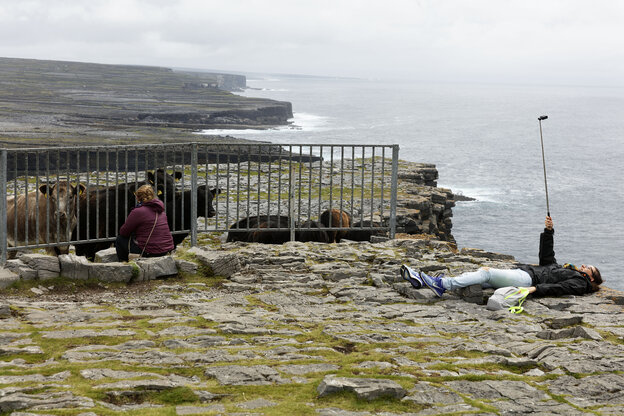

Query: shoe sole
[401,265,423,289]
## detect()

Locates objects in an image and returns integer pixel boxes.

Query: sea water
[201,76,624,290]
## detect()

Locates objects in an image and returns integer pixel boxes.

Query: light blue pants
[441,268,532,291]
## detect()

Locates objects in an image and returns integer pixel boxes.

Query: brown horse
[6,181,85,256]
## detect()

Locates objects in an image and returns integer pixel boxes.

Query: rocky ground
[1,236,624,415]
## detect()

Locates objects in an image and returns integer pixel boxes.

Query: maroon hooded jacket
[119,198,174,254]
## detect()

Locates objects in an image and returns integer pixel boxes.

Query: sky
[1,0,623,86]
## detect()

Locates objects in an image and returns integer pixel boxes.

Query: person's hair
[590,266,603,292]
[135,184,155,203]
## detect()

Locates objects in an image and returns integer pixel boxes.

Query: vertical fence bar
[34,152,40,246]
[380,147,386,225]
[266,146,272,218]
[12,154,17,250]
[308,146,313,220]
[85,150,90,242]
[389,145,399,239]
[370,147,375,224]
[360,147,365,225]
[339,146,344,228]
[180,145,186,237]
[65,149,71,245]
[215,145,221,230]
[246,146,251,218]
[318,146,323,221]
[0,150,7,265]
[25,153,30,247]
[225,148,231,231]
[95,149,100,241]
[297,146,303,227]
[329,146,334,220]
[114,149,120,236]
[190,143,198,247]
[257,145,261,218]
[277,147,283,219]
[236,146,241,224]
[289,146,295,241]
[351,147,355,226]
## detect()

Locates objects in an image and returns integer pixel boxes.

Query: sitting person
[402,216,602,297]
[115,184,174,261]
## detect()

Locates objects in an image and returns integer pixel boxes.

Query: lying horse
[226,215,329,244]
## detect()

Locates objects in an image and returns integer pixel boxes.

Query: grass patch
[152,386,199,405]
[0,275,112,297]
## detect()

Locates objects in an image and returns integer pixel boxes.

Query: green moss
[152,386,199,405]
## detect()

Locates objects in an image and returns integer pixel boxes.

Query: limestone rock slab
[204,365,287,385]
[135,256,178,281]
[188,247,241,277]
[0,268,19,289]
[0,391,94,413]
[88,262,134,283]
[58,254,91,280]
[317,376,406,400]
[19,254,60,276]
[94,248,118,263]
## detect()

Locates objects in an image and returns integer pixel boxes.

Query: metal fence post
[0,149,7,265]
[289,164,295,241]
[389,145,400,239]
[190,143,198,247]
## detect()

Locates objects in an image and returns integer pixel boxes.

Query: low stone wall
[1,252,182,287]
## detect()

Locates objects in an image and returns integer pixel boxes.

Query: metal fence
[1,142,399,263]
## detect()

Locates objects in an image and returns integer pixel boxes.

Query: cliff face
[395,162,456,243]
[136,103,293,127]
[215,73,247,91]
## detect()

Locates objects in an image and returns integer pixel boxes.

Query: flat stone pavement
[2,238,624,415]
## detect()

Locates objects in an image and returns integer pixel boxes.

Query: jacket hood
[142,198,165,213]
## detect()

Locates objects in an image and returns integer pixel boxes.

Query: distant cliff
[0,57,291,148]
[177,70,247,92]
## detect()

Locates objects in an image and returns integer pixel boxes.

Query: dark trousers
[115,235,141,262]
[115,235,171,261]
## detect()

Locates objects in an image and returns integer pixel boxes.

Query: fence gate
[1,143,399,264]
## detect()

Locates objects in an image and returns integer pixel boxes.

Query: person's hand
[527,286,537,294]
[545,216,553,231]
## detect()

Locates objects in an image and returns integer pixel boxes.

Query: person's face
[580,264,596,281]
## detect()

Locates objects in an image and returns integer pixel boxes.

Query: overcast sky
[1,0,623,85]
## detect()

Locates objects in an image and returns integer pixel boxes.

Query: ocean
[201,76,624,290]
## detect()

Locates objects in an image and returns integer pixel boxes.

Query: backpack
[486,286,529,314]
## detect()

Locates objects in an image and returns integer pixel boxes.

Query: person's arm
[538,216,556,265]
[119,209,141,237]
[532,279,588,297]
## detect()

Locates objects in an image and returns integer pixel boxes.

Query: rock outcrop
[396,162,456,242]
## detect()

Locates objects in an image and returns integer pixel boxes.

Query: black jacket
[517,228,593,296]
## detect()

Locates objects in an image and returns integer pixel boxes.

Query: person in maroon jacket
[402,216,603,298]
[115,184,174,261]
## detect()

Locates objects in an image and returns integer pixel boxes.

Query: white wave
[198,112,331,136]
[438,184,503,203]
